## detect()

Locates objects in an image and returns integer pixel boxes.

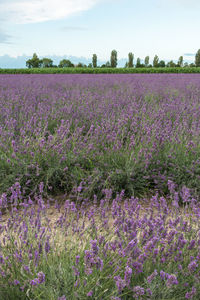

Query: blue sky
[0,0,199,63]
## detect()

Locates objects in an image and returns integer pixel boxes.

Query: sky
[0,0,199,64]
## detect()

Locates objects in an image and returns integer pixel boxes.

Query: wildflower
[90,239,99,255]
[124,266,132,285]
[39,182,44,194]
[133,286,145,299]
[72,266,80,277]
[37,271,45,284]
[87,290,93,297]
[168,180,176,194]
[85,268,93,275]
[146,288,152,296]
[30,279,38,286]
[0,255,5,264]
[147,269,158,284]
[188,260,198,273]
[185,286,197,299]
[178,264,183,271]
[114,276,126,292]
[74,279,80,287]
[13,280,20,285]
[75,255,80,265]
[160,270,167,280]
[96,257,103,271]
[57,296,66,300]
[172,192,179,208]
[132,261,143,274]
[166,274,178,288]
[188,240,195,250]
[45,238,51,253]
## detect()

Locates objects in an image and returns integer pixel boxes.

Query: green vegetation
[1,67,200,74]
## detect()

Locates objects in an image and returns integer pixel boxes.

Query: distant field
[1,67,200,73]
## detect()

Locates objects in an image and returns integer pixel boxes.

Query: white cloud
[0,0,105,24]
[159,0,200,8]
[61,26,88,31]
[0,31,11,43]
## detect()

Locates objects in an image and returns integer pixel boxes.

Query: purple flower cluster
[30,272,45,286]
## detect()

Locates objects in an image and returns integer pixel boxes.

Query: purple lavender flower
[124,266,132,285]
[160,270,167,280]
[132,261,143,274]
[72,266,80,277]
[146,288,152,296]
[188,240,195,250]
[45,238,51,253]
[0,255,5,264]
[87,290,93,297]
[75,255,80,265]
[166,274,178,288]
[114,276,126,292]
[30,279,38,286]
[147,269,158,284]
[185,286,197,299]
[57,296,66,300]
[37,271,45,284]
[90,239,99,255]
[188,260,198,273]
[13,280,20,285]
[23,265,30,272]
[133,286,145,298]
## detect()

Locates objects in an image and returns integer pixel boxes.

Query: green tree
[110,50,117,68]
[153,55,159,67]
[92,54,97,68]
[58,59,74,68]
[177,56,183,67]
[88,63,92,68]
[105,61,111,67]
[166,60,176,67]
[41,58,53,68]
[77,62,86,67]
[195,49,200,67]
[144,56,150,67]
[101,61,111,68]
[136,58,141,68]
[128,52,134,68]
[26,53,42,68]
[158,60,166,67]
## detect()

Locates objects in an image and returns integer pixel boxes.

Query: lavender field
[1,74,200,299]
[1,74,200,202]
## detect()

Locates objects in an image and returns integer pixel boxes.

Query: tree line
[26,50,200,68]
